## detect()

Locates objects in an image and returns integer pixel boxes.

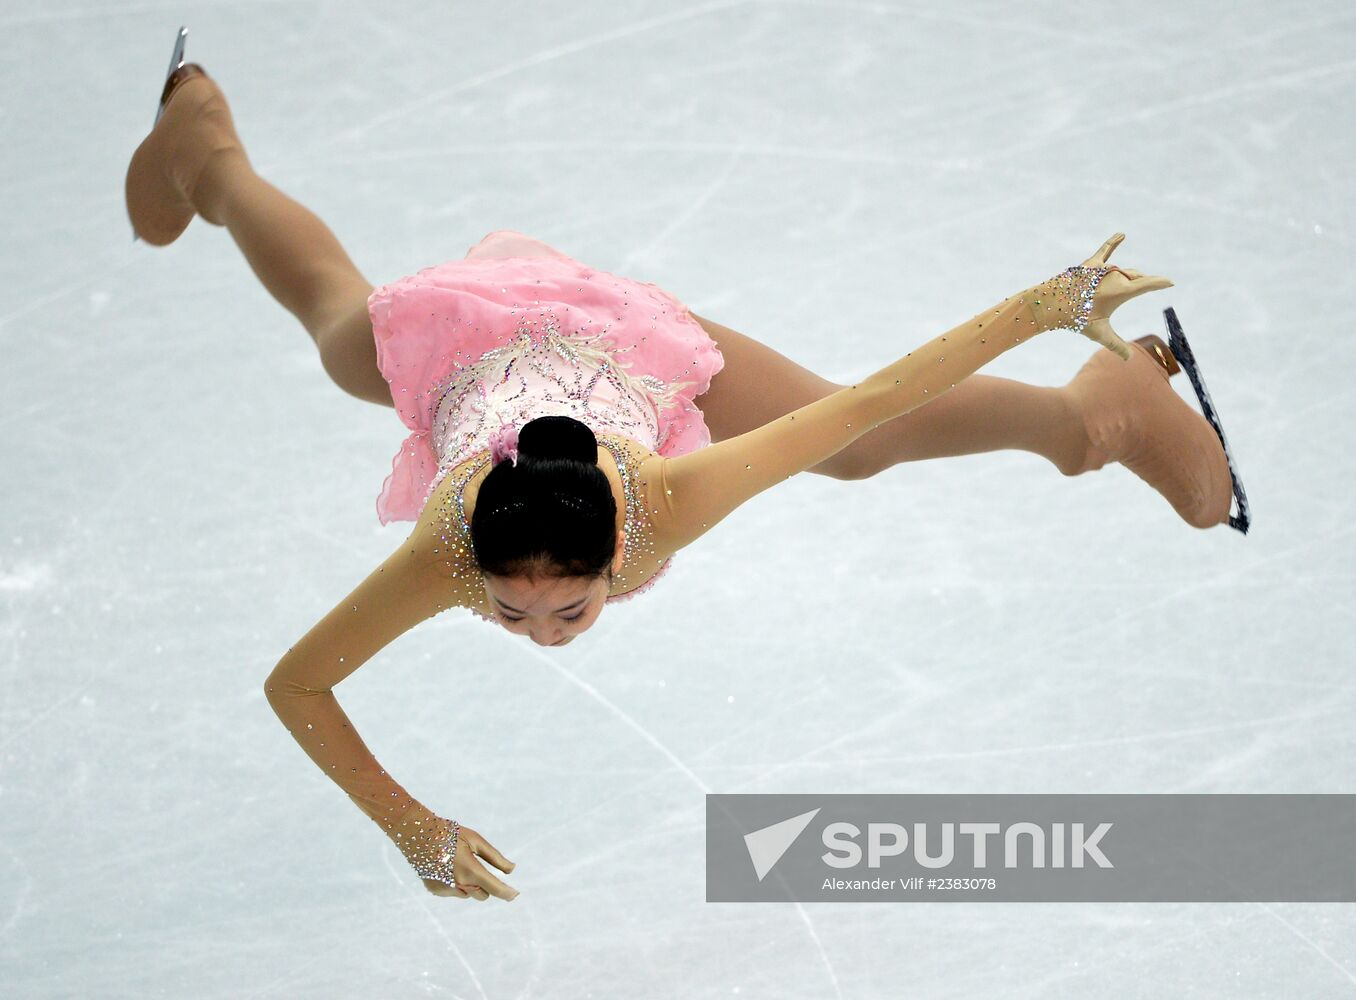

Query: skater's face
[482,571,608,646]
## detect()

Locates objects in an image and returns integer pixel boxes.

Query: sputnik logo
[744,808,821,881]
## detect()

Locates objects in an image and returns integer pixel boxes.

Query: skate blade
[137,25,188,239]
[153,26,189,129]
[1163,306,1251,535]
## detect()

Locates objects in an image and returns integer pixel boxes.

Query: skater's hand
[1077,233,1174,360]
[389,803,520,901]
[1029,233,1173,361]
[420,823,519,901]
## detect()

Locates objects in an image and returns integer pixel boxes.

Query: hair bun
[515,415,599,464]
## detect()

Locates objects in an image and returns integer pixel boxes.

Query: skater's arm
[649,256,1137,552]
[263,509,481,843]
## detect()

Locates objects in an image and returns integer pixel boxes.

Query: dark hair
[469,415,618,581]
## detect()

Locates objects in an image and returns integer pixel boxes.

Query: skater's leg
[192,151,392,407]
[690,313,1091,480]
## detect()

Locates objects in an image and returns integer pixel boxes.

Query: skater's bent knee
[314,301,392,407]
[811,445,883,481]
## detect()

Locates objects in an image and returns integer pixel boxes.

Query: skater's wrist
[1025,268,1110,336]
[386,802,462,881]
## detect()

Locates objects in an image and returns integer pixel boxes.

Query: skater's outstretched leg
[690,312,1233,528]
[194,148,389,406]
[127,71,390,406]
[691,313,1092,479]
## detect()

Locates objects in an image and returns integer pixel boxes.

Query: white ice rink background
[2,1,1354,996]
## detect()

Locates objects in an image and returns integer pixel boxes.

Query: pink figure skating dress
[366,229,725,610]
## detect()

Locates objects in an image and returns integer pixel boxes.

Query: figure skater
[125,32,1248,903]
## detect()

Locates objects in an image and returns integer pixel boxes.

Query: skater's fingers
[1083,319,1132,361]
[1116,267,1167,285]
[464,856,520,901]
[1089,232,1125,265]
[419,875,493,901]
[423,877,470,898]
[469,831,516,876]
[1113,273,1173,304]
[1094,268,1172,303]
[1102,330,1132,361]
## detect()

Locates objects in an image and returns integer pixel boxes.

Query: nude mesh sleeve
[263,491,487,861]
[647,269,1106,552]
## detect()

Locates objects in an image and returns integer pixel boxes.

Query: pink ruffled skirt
[367,230,725,524]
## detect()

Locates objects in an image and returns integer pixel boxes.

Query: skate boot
[126,26,246,245]
[1064,322,1247,533]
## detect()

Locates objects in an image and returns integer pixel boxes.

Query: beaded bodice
[395,313,685,620]
[427,315,693,473]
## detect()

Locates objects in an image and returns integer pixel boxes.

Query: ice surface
[2,1,1354,996]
